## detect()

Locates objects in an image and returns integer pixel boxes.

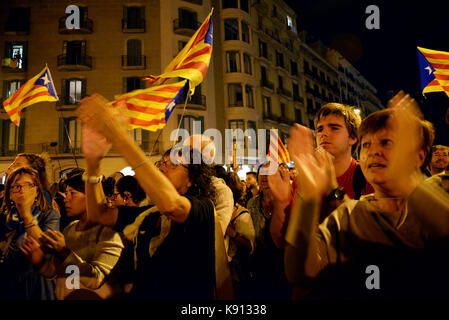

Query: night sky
[283,0,449,145]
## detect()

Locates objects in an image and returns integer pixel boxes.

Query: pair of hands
[20,230,67,265]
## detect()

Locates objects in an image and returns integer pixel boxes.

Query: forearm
[270,201,289,249]
[284,194,322,284]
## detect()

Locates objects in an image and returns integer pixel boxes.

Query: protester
[244,171,259,206]
[225,172,255,299]
[429,145,449,176]
[76,95,229,299]
[0,167,59,300]
[284,91,449,299]
[111,175,146,208]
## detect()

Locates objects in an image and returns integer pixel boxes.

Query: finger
[41,232,56,243]
[20,246,30,255]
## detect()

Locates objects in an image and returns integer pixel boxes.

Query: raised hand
[267,167,291,204]
[82,123,112,162]
[41,230,66,253]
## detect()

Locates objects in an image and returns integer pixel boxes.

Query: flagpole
[172,90,191,148]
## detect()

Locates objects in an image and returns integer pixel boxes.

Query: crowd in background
[0,91,448,300]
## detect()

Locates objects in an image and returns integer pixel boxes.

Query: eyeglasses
[110,192,121,200]
[155,159,188,170]
[10,183,36,193]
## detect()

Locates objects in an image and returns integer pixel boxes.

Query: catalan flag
[107,80,188,131]
[143,9,213,95]
[2,65,58,126]
[417,46,449,98]
[268,128,290,164]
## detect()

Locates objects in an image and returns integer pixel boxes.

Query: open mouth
[368,163,386,168]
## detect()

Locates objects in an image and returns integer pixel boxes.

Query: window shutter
[81,79,87,98]
[59,118,65,153]
[123,6,128,23]
[142,129,149,150]
[61,79,67,102]
[123,77,127,93]
[2,81,7,100]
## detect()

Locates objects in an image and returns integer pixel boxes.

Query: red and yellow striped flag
[417,46,449,97]
[268,128,290,164]
[143,9,213,95]
[2,65,58,126]
[107,80,187,131]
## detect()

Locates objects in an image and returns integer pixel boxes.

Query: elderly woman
[284,91,449,299]
[75,94,228,300]
[0,167,59,299]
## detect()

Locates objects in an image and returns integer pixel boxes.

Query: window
[307,98,313,111]
[124,77,145,92]
[62,40,87,64]
[0,119,24,156]
[178,115,204,135]
[222,0,238,9]
[61,79,86,105]
[5,7,30,33]
[178,8,198,29]
[226,51,240,73]
[178,40,188,52]
[247,120,257,146]
[123,6,145,29]
[304,60,310,72]
[295,108,302,123]
[228,83,243,106]
[3,42,27,70]
[280,103,286,119]
[258,15,263,29]
[241,21,250,43]
[293,83,300,99]
[240,0,249,12]
[243,53,252,74]
[291,60,298,76]
[224,19,239,40]
[272,5,277,17]
[276,51,284,68]
[229,119,244,131]
[261,66,268,82]
[130,128,149,150]
[263,95,271,116]
[287,15,294,30]
[258,40,267,58]
[278,76,284,89]
[126,39,143,66]
[245,85,254,108]
[59,117,81,153]
[273,28,280,42]
[3,80,23,98]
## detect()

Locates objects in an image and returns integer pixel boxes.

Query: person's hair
[102,177,116,198]
[213,165,229,185]
[246,171,257,179]
[1,167,50,216]
[227,172,245,206]
[16,153,51,191]
[359,109,435,171]
[63,168,86,194]
[313,103,362,140]
[432,145,449,154]
[256,162,270,180]
[116,175,146,205]
[163,147,216,202]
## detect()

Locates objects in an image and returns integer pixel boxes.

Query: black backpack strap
[352,164,366,200]
[230,210,249,225]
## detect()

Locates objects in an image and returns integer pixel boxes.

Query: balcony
[56,96,80,110]
[182,0,202,4]
[260,79,274,91]
[277,87,292,98]
[4,21,29,35]
[263,112,278,122]
[121,55,146,70]
[0,144,24,157]
[122,19,145,32]
[57,54,92,71]
[254,0,268,14]
[177,93,206,110]
[58,17,93,34]
[1,58,26,73]
[173,19,200,36]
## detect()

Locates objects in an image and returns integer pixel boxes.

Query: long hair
[16,153,51,191]
[1,167,50,218]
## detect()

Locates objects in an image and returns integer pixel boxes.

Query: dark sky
[283,0,449,145]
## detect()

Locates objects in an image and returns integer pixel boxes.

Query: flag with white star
[417,47,449,98]
[2,65,59,126]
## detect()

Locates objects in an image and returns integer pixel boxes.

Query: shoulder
[37,208,60,229]
[321,199,365,232]
[212,177,232,194]
[426,173,449,193]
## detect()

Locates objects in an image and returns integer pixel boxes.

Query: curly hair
[227,172,244,206]
[163,148,216,203]
[1,167,50,218]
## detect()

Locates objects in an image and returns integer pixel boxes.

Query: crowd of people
[0,91,448,300]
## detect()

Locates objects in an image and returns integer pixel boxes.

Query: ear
[348,136,357,147]
[417,149,426,168]
[123,191,132,201]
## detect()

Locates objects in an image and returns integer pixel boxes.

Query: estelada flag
[417,46,449,97]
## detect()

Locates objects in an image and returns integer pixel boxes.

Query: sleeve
[183,195,215,229]
[212,178,234,235]
[55,227,124,289]
[234,212,256,254]
[38,209,60,232]
[113,205,150,233]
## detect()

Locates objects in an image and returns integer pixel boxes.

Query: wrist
[56,247,71,261]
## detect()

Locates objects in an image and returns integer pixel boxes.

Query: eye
[381,139,393,147]
[361,142,370,149]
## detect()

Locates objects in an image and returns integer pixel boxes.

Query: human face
[246,174,257,188]
[158,156,191,194]
[431,148,449,170]
[9,173,38,205]
[316,115,357,159]
[6,156,30,176]
[110,187,125,207]
[64,186,86,218]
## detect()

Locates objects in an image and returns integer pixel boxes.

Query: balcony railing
[277,87,292,98]
[1,57,26,72]
[260,79,274,90]
[182,0,202,4]
[56,95,82,108]
[4,22,29,34]
[173,19,200,36]
[58,17,93,34]
[121,55,146,69]
[122,19,145,32]
[293,94,304,103]
[57,54,92,70]
[178,93,206,107]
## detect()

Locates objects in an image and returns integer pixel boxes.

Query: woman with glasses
[76,95,228,299]
[0,167,60,300]
[110,175,146,208]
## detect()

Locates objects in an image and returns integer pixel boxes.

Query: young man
[244,172,259,206]
[429,145,449,176]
